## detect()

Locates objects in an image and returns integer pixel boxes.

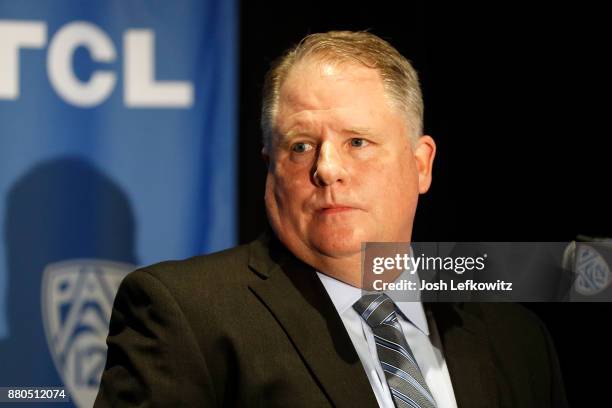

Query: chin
[308,227,368,258]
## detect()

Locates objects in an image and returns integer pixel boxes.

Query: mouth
[317,206,358,215]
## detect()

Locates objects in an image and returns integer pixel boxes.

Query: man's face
[264,59,435,274]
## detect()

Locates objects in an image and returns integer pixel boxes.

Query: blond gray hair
[261,30,424,148]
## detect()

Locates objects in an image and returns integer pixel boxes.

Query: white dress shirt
[317,271,458,408]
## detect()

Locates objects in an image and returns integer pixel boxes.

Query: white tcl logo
[0,20,194,108]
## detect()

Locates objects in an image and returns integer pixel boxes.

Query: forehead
[275,60,398,130]
[280,59,386,103]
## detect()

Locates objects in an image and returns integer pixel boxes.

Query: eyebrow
[282,126,374,140]
[283,129,309,139]
[344,127,374,136]
[275,129,306,148]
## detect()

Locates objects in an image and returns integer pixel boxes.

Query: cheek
[264,174,278,219]
[360,156,418,210]
[268,163,312,212]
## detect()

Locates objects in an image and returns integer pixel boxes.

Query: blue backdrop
[0,1,237,406]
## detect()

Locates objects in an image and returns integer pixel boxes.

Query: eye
[350,138,369,148]
[291,142,313,153]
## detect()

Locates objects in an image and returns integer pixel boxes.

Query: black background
[239,1,610,405]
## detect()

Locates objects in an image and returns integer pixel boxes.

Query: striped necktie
[353,293,437,408]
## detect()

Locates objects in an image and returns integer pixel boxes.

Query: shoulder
[432,302,556,374]
[451,302,552,358]
[118,242,257,304]
[467,302,549,345]
[467,302,544,330]
[461,303,559,383]
[431,302,568,406]
[144,243,252,283]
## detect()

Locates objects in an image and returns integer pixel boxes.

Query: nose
[312,141,349,187]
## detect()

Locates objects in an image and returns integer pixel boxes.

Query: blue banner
[0,1,237,406]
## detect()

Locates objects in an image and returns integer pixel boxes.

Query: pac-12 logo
[574,245,611,296]
[41,259,134,408]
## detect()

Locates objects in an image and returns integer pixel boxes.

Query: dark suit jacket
[95,233,568,407]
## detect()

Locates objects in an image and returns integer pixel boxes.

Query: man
[95,31,567,407]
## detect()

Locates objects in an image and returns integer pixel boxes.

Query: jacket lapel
[427,303,503,408]
[247,234,379,408]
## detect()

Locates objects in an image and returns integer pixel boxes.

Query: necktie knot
[353,293,397,328]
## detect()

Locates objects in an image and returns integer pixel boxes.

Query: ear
[413,135,436,194]
[261,146,270,167]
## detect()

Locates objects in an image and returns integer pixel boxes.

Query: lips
[317,205,358,215]
[322,207,353,213]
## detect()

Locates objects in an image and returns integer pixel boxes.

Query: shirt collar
[317,270,430,336]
